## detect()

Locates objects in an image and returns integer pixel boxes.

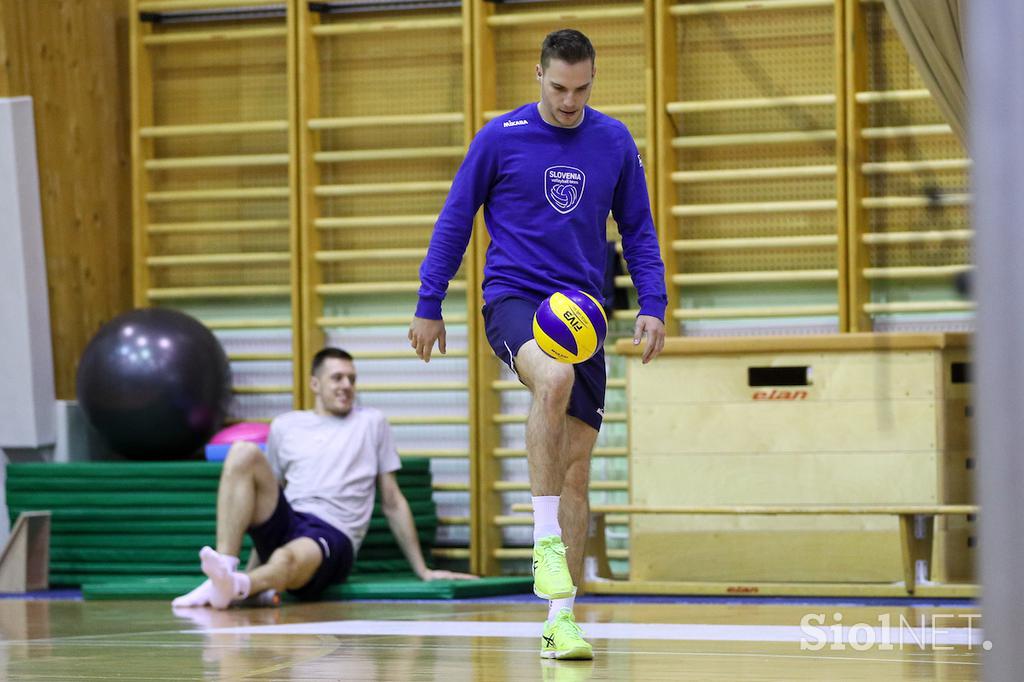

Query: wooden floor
[0,598,983,680]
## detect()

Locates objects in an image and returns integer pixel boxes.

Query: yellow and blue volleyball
[532,290,608,364]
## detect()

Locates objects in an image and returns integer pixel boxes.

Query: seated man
[175,347,475,609]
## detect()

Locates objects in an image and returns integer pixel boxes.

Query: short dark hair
[540,29,595,69]
[311,347,354,376]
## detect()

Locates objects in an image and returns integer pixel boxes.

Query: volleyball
[532,290,608,364]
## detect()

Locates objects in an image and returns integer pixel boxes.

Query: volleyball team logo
[544,165,586,214]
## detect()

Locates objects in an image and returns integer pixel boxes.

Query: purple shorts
[482,296,606,431]
[247,489,354,601]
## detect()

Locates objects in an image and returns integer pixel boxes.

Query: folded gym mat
[6,458,458,589]
[82,574,533,601]
[51,558,424,586]
[12,500,437,528]
[8,459,432,479]
[7,486,434,511]
[49,522,435,549]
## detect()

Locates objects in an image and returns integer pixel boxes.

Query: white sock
[200,546,251,609]
[174,548,239,608]
[532,496,561,542]
[172,578,215,608]
[548,596,575,621]
[172,579,275,609]
[199,546,240,573]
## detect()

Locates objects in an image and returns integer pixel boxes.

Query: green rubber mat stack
[82,573,534,601]
[6,459,436,587]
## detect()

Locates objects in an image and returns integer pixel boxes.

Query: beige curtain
[883,0,967,146]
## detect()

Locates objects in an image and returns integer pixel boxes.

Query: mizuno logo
[503,119,529,128]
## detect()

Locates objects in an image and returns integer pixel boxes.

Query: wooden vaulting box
[624,333,973,584]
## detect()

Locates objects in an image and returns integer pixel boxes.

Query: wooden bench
[0,511,51,593]
[512,503,979,595]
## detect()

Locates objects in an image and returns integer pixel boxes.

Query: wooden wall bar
[845,0,972,331]
[657,0,844,334]
[298,0,477,572]
[130,0,301,420]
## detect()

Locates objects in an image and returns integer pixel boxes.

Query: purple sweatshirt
[416,102,668,321]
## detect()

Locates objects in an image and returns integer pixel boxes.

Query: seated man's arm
[377,471,477,581]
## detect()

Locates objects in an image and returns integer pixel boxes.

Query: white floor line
[6,635,984,667]
[193,619,986,647]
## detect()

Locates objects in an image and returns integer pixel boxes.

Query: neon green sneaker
[532,535,576,600]
[540,608,594,660]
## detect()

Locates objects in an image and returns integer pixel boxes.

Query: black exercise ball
[76,307,232,460]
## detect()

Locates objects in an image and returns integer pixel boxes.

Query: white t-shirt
[265,407,401,550]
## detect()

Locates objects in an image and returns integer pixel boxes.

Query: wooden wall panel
[0,1,20,95]
[130,1,300,421]
[0,0,133,400]
[658,0,843,334]
[846,0,972,330]
[298,1,476,572]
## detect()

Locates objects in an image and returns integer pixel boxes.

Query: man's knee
[270,539,323,589]
[532,363,575,407]
[223,441,267,476]
[268,545,297,570]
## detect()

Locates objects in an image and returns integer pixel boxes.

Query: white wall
[0,97,55,448]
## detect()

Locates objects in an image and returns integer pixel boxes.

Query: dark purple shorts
[482,296,606,431]
[247,489,354,601]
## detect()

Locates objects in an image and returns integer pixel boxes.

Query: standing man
[409,29,667,660]
[174,347,474,610]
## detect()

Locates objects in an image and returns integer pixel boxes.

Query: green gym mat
[8,462,224,479]
[9,477,226,492]
[8,492,219,508]
[49,522,436,549]
[7,458,430,479]
[8,471,432,493]
[82,574,533,601]
[49,556,449,585]
[8,507,225,522]
[7,457,457,590]
[322,575,533,600]
[50,534,433,563]
[7,486,434,511]
[50,558,421,582]
[9,493,438,520]
[44,514,438,537]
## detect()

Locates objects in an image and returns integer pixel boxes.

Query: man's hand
[633,314,666,364]
[418,568,479,581]
[408,316,446,363]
